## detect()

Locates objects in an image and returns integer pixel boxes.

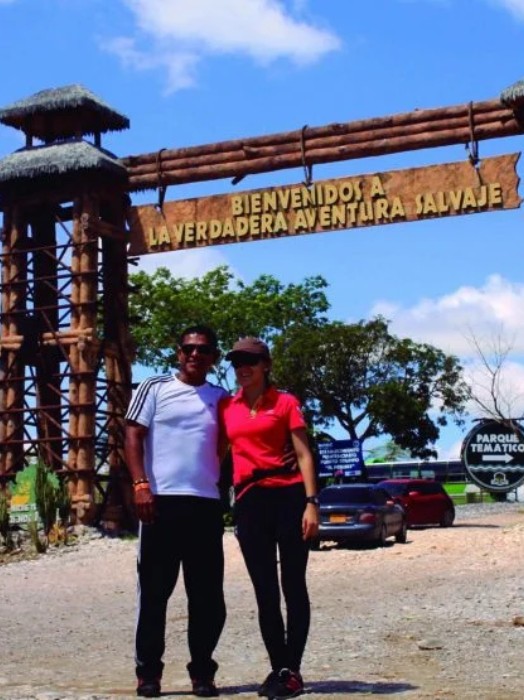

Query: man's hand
[134,485,155,524]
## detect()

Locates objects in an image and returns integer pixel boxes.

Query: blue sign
[317,439,364,478]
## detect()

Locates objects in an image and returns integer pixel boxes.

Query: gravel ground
[0,502,523,700]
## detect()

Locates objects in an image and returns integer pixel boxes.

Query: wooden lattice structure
[0,87,134,527]
[0,80,524,528]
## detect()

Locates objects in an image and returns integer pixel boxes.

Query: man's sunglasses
[230,354,262,369]
[180,343,215,356]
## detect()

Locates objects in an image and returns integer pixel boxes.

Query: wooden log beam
[126,105,512,176]
[123,98,524,192]
[127,119,522,190]
[124,99,506,165]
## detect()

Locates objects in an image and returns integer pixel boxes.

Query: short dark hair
[179,324,219,349]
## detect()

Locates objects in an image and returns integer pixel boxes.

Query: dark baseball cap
[225,337,270,361]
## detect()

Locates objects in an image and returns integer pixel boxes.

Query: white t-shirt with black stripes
[126,374,228,498]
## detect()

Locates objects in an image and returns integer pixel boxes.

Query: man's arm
[125,420,155,524]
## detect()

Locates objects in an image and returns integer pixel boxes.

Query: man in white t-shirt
[125,325,228,699]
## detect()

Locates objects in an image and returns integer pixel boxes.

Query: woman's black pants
[235,483,310,673]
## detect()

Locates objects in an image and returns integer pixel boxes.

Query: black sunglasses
[180,343,215,356]
[231,354,262,369]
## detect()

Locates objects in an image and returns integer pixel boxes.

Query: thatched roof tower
[0,84,129,143]
[0,85,129,205]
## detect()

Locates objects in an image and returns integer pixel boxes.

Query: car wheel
[440,509,455,528]
[309,537,321,551]
[395,520,408,543]
[377,524,388,547]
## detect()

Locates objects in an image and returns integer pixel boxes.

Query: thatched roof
[500,79,524,108]
[0,140,127,184]
[0,85,129,140]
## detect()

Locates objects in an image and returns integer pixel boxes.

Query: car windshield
[380,482,408,496]
[320,487,375,504]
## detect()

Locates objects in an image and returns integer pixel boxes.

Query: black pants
[135,496,226,681]
[235,484,310,673]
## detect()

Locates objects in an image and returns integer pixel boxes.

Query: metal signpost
[461,419,524,492]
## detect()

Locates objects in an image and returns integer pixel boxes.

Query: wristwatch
[305,495,320,505]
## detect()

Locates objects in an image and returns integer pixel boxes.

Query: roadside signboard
[461,420,524,492]
[8,463,57,526]
[317,439,364,478]
[10,464,40,525]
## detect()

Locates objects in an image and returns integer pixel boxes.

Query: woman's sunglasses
[180,343,215,356]
[230,354,262,369]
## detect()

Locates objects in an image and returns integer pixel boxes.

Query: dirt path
[0,506,523,699]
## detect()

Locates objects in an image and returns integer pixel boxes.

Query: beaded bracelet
[133,482,151,492]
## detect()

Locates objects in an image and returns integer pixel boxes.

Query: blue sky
[1,0,524,459]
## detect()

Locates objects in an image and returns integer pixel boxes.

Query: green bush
[0,489,13,549]
[34,462,71,540]
[35,462,59,536]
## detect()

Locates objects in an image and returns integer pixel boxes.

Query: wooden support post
[0,206,26,479]
[67,196,98,523]
[99,196,133,530]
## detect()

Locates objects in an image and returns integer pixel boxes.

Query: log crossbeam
[122,97,524,191]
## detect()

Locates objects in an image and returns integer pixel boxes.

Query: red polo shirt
[219,386,307,496]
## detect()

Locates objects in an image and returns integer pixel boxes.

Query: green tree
[129,265,329,386]
[271,318,469,458]
[129,267,469,458]
[366,440,413,463]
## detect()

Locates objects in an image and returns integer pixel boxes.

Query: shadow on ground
[305,679,418,695]
[182,679,419,696]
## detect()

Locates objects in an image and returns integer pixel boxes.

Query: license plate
[329,514,346,523]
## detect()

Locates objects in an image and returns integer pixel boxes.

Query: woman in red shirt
[219,337,319,700]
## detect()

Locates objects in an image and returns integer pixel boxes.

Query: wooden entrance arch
[0,80,523,527]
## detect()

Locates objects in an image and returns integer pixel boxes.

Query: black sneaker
[191,677,219,697]
[268,668,304,699]
[258,670,279,697]
[136,677,161,698]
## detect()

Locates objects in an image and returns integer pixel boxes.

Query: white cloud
[105,36,200,94]
[489,0,524,21]
[108,0,341,93]
[464,358,524,419]
[131,247,231,278]
[438,438,463,461]
[370,274,524,356]
[370,274,524,428]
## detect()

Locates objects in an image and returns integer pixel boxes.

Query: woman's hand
[302,503,319,540]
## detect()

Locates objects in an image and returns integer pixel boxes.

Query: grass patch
[444,483,466,496]
[443,482,496,504]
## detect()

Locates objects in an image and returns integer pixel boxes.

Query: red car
[378,479,455,527]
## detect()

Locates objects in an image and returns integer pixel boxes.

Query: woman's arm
[291,427,319,541]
